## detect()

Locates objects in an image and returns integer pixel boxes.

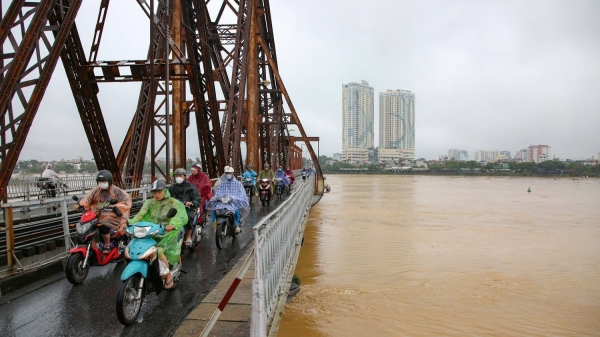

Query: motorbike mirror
[112,206,122,217]
[72,195,79,202]
[109,199,118,205]
[166,208,177,218]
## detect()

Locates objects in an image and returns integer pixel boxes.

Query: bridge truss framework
[0,0,323,196]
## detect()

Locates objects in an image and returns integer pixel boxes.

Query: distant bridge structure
[0,0,323,197]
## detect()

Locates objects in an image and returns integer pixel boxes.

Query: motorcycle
[65,196,129,285]
[258,178,272,206]
[116,208,184,325]
[301,171,307,181]
[213,195,239,249]
[243,178,254,200]
[274,178,284,200]
[186,208,203,251]
[286,175,294,194]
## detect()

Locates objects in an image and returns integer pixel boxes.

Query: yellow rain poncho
[128,189,187,264]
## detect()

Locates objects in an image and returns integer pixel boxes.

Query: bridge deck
[0,192,293,337]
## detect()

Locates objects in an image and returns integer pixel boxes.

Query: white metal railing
[5,174,152,201]
[251,174,314,336]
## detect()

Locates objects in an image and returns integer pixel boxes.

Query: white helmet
[224,166,234,173]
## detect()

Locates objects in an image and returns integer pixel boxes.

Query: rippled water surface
[278,175,600,336]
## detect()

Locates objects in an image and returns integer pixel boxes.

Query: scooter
[116,208,184,325]
[65,196,129,285]
[243,178,254,200]
[301,171,307,181]
[274,178,284,200]
[185,207,203,251]
[258,178,272,206]
[212,195,239,249]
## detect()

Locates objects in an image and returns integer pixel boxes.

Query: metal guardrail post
[60,198,71,250]
[6,206,15,268]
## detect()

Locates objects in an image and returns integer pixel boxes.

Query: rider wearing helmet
[168,168,201,248]
[257,163,275,197]
[76,170,132,254]
[186,163,213,220]
[128,180,187,289]
[242,164,258,195]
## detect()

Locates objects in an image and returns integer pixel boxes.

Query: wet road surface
[0,191,292,337]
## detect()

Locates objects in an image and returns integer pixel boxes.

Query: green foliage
[292,274,301,286]
[318,155,329,166]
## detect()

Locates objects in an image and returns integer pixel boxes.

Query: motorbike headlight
[140,246,157,261]
[76,222,92,234]
[221,196,232,204]
[133,226,150,238]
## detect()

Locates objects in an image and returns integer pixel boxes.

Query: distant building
[368,148,378,163]
[515,149,529,162]
[448,149,461,161]
[499,151,511,159]
[342,81,374,162]
[379,149,404,164]
[332,153,342,161]
[528,145,550,163]
[474,150,485,162]
[460,150,469,161]
[378,89,415,161]
[439,155,448,161]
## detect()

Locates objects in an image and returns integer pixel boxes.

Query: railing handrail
[251,174,314,336]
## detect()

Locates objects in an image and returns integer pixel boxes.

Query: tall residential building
[378,89,415,162]
[342,81,374,162]
[460,150,469,161]
[475,150,499,162]
[528,145,550,163]
[475,150,485,162]
[448,149,461,161]
[515,149,529,162]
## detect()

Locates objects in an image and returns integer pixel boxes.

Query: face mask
[226,173,233,180]
[278,168,282,172]
[175,177,184,184]
[98,182,109,190]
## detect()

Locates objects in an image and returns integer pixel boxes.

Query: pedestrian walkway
[173,251,254,337]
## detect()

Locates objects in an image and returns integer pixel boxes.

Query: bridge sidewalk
[173,251,254,337]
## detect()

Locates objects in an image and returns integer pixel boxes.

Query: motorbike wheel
[38,189,48,199]
[215,222,227,249]
[116,275,145,326]
[195,224,203,244]
[65,253,89,285]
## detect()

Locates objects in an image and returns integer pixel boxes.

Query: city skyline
[10,1,599,163]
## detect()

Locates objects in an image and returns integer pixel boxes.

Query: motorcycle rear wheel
[116,275,145,325]
[215,222,227,249]
[66,252,89,285]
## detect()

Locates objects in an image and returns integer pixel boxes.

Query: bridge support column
[246,0,259,168]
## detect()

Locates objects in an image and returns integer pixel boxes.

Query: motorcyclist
[257,163,275,197]
[207,166,249,234]
[284,166,295,185]
[168,168,201,249]
[242,164,258,196]
[301,167,307,180]
[128,180,187,289]
[41,164,63,197]
[274,166,290,192]
[76,170,132,254]
[186,163,213,220]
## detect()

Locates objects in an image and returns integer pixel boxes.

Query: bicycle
[36,178,67,199]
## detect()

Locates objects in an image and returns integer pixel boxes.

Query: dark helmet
[96,170,113,185]
[150,179,167,191]
[174,168,187,176]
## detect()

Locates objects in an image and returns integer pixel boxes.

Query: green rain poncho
[128,189,187,264]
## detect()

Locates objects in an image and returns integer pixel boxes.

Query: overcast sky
[10,0,600,162]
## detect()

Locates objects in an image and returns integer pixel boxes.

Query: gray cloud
[10,0,600,162]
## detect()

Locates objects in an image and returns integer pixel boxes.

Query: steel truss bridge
[0,0,324,197]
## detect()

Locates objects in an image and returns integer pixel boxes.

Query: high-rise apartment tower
[342,81,374,162]
[378,90,415,161]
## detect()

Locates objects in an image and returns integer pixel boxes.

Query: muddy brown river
[278,175,600,336]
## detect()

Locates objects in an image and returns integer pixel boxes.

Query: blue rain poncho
[206,177,250,219]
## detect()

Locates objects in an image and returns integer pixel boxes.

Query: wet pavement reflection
[0,190,292,337]
[279,175,600,336]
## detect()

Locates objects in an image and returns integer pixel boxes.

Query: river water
[278,175,600,336]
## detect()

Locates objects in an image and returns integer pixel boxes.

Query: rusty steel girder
[0,0,84,196]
